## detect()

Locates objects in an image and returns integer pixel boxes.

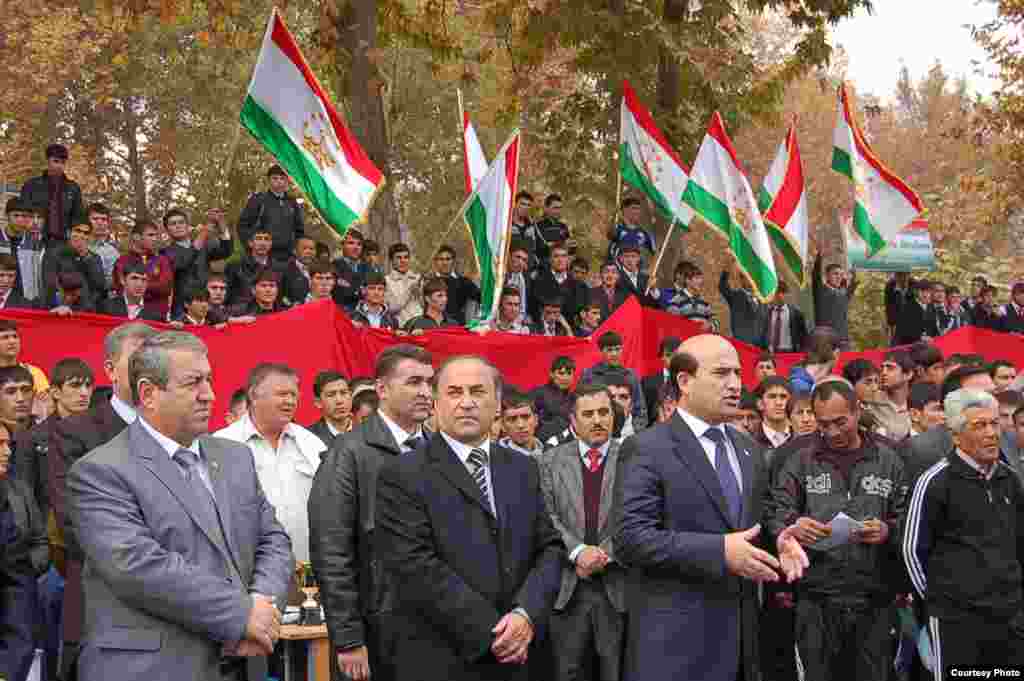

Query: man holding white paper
[767,379,908,681]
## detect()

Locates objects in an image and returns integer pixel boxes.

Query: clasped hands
[574,545,610,580]
[491,610,533,665]
[225,594,281,657]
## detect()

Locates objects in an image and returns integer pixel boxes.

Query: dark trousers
[796,598,893,681]
[760,593,797,681]
[0,568,39,681]
[550,579,624,681]
[928,613,1024,681]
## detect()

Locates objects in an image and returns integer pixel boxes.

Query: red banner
[7,299,1023,430]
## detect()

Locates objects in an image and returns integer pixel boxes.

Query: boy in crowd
[651,261,717,331]
[404,277,457,333]
[172,287,224,327]
[280,236,317,306]
[427,245,480,324]
[532,296,573,336]
[162,207,233,317]
[384,242,422,326]
[225,225,274,306]
[351,389,379,427]
[756,376,792,449]
[592,262,629,322]
[101,261,163,321]
[86,203,120,290]
[47,272,96,317]
[607,196,655,266]
[498,389,546,457]
[990,359,1018,393]
[41,221,106,310]
[487,287,530,334]
[331,228,367,309]
[237,164,305,262]
[730,393,762,436]
[205,272,229,316]
[229,268,287,318]
[307,261,337,304]
[111,221,174,319]
[754,353,778,385]
[580,331,647,428]
[308,371,353,447]
[532,356,576,443]
[533,193,573,266]
[908,382,945,439]
[642,336,681,418]
[605,370,638,439]
[574,300,603,337]
[0,255,31,310]
[350,272,399,329]
[0,321,50,422]
[361,239,382,275]
[224,387,248,426]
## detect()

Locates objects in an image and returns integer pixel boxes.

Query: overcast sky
[830,0,1001,100]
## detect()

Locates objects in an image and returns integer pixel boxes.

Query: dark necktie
[404,435,423,452]
[467,448,493,514]
[770,305,784,352]
[703,428,742,525]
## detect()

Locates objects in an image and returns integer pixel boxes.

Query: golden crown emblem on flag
[730,194,754,236]
[302,111,336,171]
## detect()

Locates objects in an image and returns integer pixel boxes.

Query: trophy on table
[296,562,322,626]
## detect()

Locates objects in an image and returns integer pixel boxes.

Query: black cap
[46,144,69,160]
[267,164,286,178]
[619,243,641,254]
[5,197,25,215]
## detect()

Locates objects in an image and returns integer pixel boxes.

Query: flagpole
[644,218,676,295]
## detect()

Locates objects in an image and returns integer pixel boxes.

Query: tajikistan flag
[683,113,778,301]
[759,123,809,284]
[459,130,521,327]
[619,80,695,229]
[459,90,489,194]
[832,84,923,257]
[241,9,384,237]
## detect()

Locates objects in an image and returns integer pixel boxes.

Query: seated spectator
[970,284,1003,331]
[580,331,647,427]
[642,336,681,418]
[605,370,639,439]
[225,225,274,306]
[162,207,233,318]
[504,240,533,324]
[910,342,946,385]
[205,272,229,318]
[384,242,422,326]
[0,321,50,422]
[308,371,352,447]
[351,388,379,427]
[229,268,287,318]
[41,221,106,310]
[224,387,248,425]
[574,300,602,337]
[755,376,792,449]
[787,392,817,436]
[350,271,399,330]
[615,243,650,303]
[719,265,764,346]
[651,261,718,332]
[990,359,1018,394]
[100,261,164,321]
[403,276,458,333]
[111,221,174,319]
[0,255,31,310]
[487,287,530,334]
[607,196,655,266]
[730,392,762,436]
[498,389,545,457]
[532,355,575,442]
[2,198,34,298]
[0,420,48,681]
[591,261,629,322]
[331,228,367,309]
[760,279,808,353]
[306,261,337,304]
[1002,282,1024,333]
[996,389,1023,434]
[48,272,96,316]
[908,382,945,439]
[172,286,224,327]
[531,296,573,336]
[281,236,317,306]
[361,238,382,274]
[0,365,36,437]
[425,245,480,324]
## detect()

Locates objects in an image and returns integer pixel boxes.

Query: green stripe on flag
[620,143,688,231]
[465,195,497,322]
[831,147,854,180]
[241,96,360,235]
[766,225,804,283]
[683,181,778,298]
[853,202,887,257]
[757,186,773,213]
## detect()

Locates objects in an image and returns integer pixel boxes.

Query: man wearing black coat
[375,355,563,681]
[530,244,586,323]
[161,208,234,318]
[718,268,764,346]
[758,280,808,353]
[642,336,681,418]
[18,144,85,243]
[309,345,435,681]
[237,165,304,262]
[40,224,107,310]
[893,280,932,346]
[427,245,481,325]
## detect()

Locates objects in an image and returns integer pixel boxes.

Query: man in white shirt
[384,242,422,325]
[215,363,326,562]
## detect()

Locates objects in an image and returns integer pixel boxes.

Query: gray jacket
[68,422,293,681]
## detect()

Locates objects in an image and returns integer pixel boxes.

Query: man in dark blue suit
[615,334,807,681]
[375,355,564,681]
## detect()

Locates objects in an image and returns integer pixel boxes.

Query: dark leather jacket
[0,476,48,577]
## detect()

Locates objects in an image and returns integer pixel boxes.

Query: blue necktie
[704,427,742,525]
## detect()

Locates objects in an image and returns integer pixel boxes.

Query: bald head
[675,334,742,425]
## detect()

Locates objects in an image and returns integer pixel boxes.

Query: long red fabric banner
[6,298,1022,430]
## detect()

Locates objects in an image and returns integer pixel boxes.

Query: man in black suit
[48,321,158,681]
[591,262,630,323]
[614,244,650,303]
[426,245,481,325]
[306,370,353,449]
[530,244,586,323]
[101,262,165,321]
[309,345,434,681]
[642,336,681,418]
[893,280,932,345]
[0,254,32,310]
[758,279,808,353]
[376,355,564,681]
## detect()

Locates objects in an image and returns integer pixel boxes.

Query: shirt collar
[677,407,724,441]
[499,436,542,456]
[576,438,611,463]
[762,423,791,447]
[110,394,138,424]
[235,412,296,445]
[138,416,200,460]
[957,449,996,480]
[440,430,490,465]
[377,409,421,449]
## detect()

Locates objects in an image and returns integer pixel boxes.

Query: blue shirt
[609,223,656,258]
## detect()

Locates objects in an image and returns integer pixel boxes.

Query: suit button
[490,528,498,537]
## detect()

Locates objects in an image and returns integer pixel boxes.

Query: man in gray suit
[67,331,294,681]
[539,381,626,681]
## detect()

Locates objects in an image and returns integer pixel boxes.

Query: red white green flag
[459,89,489,194]
[759,123,809,284]
[241,10,383,238]
[832,84,923,257]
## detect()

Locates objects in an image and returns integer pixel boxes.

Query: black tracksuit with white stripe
[902,453,1024,677]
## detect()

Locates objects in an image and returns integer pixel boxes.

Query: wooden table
[280,624,329,681]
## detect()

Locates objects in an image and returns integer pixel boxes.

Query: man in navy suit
[615,334,807,681]
[375,355,563,681]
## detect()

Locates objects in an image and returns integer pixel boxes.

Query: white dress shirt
[110,395,138,425]
[214,413,326,562]
[377,409,423,452]
[568,439,612,563]
[762,424,791,449]
[676,408,744,492]
[439,431,496,515]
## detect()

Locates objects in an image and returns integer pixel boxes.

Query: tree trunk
[125,98,148,221]
[656,0,686,114]
[336,0,402,250]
